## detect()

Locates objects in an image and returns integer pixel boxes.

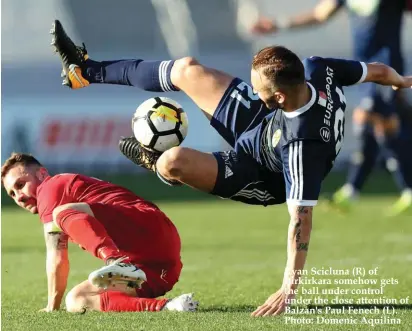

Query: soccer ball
[132,97,189,152]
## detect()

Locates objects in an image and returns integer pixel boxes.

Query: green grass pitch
[2,196,412,330]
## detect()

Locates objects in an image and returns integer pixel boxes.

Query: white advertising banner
[1,94,227,171]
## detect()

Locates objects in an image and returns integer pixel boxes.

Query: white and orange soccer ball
[132,97,189,152]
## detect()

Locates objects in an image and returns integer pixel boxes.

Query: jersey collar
[282,82,316,118]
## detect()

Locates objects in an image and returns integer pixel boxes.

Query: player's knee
[171,57,201,87]
[65,286,87,313]
[157,146,189,179]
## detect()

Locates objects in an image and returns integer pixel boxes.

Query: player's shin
[85,59,179,92]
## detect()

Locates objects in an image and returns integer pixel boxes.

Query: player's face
[251,69,285,109]
[3,165,46,214]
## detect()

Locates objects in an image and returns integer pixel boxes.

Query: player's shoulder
[302,56,330,79]
[48,173,78,184]
[38,173,78,193]
[303,56,327,70]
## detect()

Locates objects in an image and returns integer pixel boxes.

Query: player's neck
[283,83,311,113]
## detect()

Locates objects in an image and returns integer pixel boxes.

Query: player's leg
[65,279,197,313]
[52,203,147,287]
[371,96,412,215]
[378,122,412,215]
[332,113,379,209]
[156,147,286,206]
[156,147,218,192]
[51,19,233,120]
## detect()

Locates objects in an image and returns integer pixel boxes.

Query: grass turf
[2,196,412,330]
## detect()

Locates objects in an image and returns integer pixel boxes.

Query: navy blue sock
[84,59,178,92]
[347,128,379,191]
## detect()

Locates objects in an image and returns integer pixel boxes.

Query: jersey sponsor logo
[272,129,282,148]
[323,67,335,127]
[320,67,345,154]
[319,126,331,142]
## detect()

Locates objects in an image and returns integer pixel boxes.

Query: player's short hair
[252,45,305,91]
[1,153,43,185]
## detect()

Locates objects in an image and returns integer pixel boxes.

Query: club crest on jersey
[272,129,282,147]
[320,126,331,142]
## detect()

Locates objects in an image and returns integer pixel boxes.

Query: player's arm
[308,57,412,90]
[43,223,70,311]
[36,175,75,311]
[252,140,325,317]
[283,205,312,290]
[252,0,342,34]
[363,63,412,90]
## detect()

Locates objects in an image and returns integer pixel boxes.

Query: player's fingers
[253,305,271,317]
[262,305,280,317]
[251,306,263,316]
[251,306,265,316]
[273,304,287,316]
[251,304,270,317]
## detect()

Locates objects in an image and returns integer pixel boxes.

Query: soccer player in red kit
[1,153,198,313]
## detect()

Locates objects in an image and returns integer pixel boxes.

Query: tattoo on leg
[297,243,309,251]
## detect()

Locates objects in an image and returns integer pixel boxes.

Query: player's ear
[37,167,49,181]
[274,91,286,105]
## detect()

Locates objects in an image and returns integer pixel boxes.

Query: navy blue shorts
[209,78,286,206]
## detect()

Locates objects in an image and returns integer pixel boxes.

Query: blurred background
[2,0,412,200]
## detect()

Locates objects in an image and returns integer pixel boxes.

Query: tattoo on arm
[297,243,309,251]
[297,206,310,214]
[292,206,312,251]
[46,232,69,251]
[295,219,302,243]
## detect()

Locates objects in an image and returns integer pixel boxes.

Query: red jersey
[37,174,158,224]
[37,174,181,267]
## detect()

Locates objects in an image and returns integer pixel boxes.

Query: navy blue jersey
[336,0,406,115]
[337,0,406,72]
[234,57,367,205]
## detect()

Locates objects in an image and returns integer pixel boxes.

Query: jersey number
[334,108,344,155]
[230,82,260,109]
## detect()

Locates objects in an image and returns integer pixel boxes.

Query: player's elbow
[171,57,202,87]
[157,146,189,180]
[365,62,391,83]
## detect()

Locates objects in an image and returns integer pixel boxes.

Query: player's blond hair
[1,153,43,185]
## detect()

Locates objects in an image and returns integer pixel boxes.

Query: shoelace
[76,43,88,62]
[106,255,130,266]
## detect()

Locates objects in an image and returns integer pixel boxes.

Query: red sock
[55,208,121,261]
[100,291,168,312]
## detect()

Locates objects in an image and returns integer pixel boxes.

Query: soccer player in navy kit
[51,20,412,316]
[252,0,412,215]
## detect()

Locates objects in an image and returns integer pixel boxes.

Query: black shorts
[211,150,285,206]
[208,78,285,206]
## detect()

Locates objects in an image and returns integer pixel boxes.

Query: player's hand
[251,288,295,317]
[392,76,412,90]
[251,17,277,35]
